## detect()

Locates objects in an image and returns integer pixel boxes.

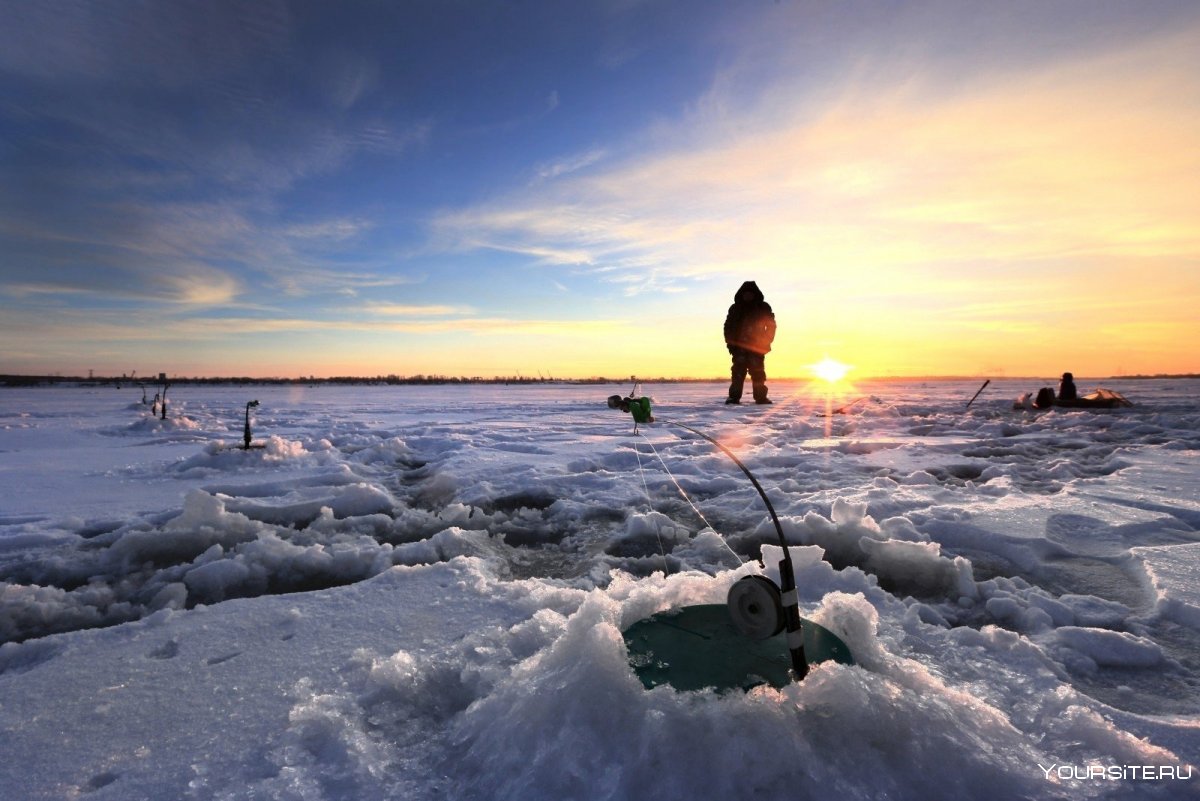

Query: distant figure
[1059,372,1078,401]
[1034,386,1056,409]
[723,281,776,404]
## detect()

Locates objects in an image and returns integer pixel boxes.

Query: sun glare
[810,357,851,384]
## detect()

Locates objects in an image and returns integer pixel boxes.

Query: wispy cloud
[432,23,1200,300]
[5,1,1198,378]
[283,218,376,241]
[360,302,475,316]
[0,309,626,344]
[534,148,608,182]
[0,2,434,320]
[3,262,242,307]
[155,268,244,306]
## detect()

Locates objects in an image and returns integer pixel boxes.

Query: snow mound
[170,435,315,477]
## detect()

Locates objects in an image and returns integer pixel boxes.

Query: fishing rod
[242,400,260,450]
[965,379,990,410]
[662,419,808,677]
[818,395,880,416]
[833,396,868,414]
[608,389,809,678]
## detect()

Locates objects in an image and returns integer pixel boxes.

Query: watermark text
[1039,764,1193,782]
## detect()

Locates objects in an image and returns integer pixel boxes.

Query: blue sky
[3,0,1199,379]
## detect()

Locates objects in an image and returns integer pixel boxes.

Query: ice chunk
[1051,627,1163,668]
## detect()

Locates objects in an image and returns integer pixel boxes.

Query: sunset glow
[810,358,852,385]
[1,3,1197,378]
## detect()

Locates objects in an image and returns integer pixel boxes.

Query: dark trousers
[728,348,768,402]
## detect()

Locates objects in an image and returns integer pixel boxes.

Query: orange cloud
[432,24,1200,375]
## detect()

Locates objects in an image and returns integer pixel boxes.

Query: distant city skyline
[2,1,1198,379]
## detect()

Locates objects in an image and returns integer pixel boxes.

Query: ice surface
[1,379,1198,799]
[1139,543,1200,629]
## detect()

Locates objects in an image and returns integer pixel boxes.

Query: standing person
[723,281,776,404]
[1059,372,1078,401]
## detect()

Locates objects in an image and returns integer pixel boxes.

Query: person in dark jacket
[1059,372,1078,401]
[723,281,776,404]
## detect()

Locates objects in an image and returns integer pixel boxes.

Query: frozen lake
[1,378,1198,799]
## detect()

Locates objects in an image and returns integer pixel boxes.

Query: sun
[810,357,851,384]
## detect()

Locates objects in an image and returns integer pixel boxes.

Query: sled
[1055,388,1133,409]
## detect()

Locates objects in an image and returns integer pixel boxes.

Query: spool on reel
[726,575,786,640]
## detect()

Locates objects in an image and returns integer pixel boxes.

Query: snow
[1,379,1198,799]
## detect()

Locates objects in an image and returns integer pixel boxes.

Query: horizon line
[4,372,1197,386]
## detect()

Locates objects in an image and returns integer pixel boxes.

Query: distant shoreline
[4,373,1197,388]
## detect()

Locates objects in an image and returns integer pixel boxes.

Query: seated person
[1059,372,1078,401]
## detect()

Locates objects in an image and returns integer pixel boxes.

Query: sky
[1,0,1198,380]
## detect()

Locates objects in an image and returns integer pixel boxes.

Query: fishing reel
[606,394,652,418]
[607,392,654,432]
[727,575,786,640]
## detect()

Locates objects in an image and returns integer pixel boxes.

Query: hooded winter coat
[723,281,776,355]
[1059,373,1078,401]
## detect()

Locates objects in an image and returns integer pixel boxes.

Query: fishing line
[607,397,789,556]
[631,435,673,576]
[656,417,809,679]
[639,433,742,569]
[658,420,788,551]
[606,388,808,677]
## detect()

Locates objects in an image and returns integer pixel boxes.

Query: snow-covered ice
[1,379,1198,799]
